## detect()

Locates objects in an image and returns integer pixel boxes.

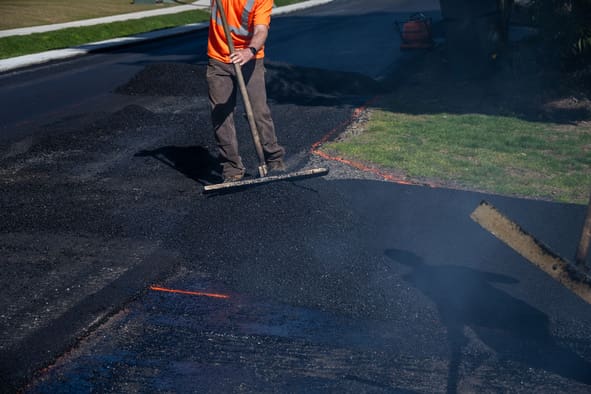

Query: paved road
[1,0,590,392]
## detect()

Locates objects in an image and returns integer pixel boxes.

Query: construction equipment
[395,13,434,50]
[204,0,328,193]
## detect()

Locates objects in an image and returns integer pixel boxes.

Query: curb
[0,0,334,73]
[0,1,210,38]
[0,22,209,73]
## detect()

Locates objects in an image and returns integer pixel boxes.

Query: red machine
[395,13,434,50]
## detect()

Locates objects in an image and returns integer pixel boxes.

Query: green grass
[325,110,591,204]
[274,0,307,5]
[0,0,172,30]
[0,10,210,59]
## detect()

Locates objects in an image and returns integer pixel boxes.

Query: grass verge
[324,105,591,204]
[0,0,171,30]
[0,10,210,60]
[0,0,310,60]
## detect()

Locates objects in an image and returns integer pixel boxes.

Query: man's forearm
[248,25,268,52]
[229,24,269,65]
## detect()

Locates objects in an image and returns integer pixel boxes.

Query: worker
[207,0,285,182]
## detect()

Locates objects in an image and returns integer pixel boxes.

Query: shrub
[528,0,591,67]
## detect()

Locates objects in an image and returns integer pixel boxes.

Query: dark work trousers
[206,58,285,178]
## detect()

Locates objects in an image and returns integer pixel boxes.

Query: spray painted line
[310,97,380,151]
[312,149,416,185]
[310,96,438,188]
[149,285,230,299]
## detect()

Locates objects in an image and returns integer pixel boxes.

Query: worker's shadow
[385,248,591,392]
[135,146,221,185]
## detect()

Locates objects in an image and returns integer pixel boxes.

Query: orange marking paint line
[312,149,416,185]
[149,285,230,299]
[310,96,380,151]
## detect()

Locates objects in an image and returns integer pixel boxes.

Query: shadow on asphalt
[135,146,222,185]
[385,248,591,389]
[265,62,388,106]
[368,38,591,125]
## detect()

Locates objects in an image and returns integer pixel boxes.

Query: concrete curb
[273,0,334,15]
[0,1,211,38]
[0,0,334,73]
[0,249,182,392]
[0,22,210,73]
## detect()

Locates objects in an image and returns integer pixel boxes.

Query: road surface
[1,0,590,392]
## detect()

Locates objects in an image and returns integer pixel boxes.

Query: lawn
[325,108,591,204]
[0,0,172,30]
[0,10,210,59]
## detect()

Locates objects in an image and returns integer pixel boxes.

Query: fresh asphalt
[1,0,590,392]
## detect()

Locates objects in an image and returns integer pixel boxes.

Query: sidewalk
[0,0,211,38]
[0,0,334,73]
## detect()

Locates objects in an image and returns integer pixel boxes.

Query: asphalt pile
[116,63,209,97]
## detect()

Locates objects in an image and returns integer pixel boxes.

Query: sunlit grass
[0,0,171,30]
[325,109,591,204]
[0,10,209,59]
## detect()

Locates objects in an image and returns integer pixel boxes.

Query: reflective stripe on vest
[211,0,256,37]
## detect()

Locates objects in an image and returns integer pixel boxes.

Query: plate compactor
[204,0,328,193]
[395,13,434,50]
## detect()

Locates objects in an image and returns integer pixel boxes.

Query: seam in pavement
[1,250,182,393]
[0,0,334,73]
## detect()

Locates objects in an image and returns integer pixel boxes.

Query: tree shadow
[264,62,389,106]
[385,248,591,392]
[374,31,591,124]
[135,146,221,185]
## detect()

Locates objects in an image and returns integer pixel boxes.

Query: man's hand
[230,24,267,66]
[230,49,255,66]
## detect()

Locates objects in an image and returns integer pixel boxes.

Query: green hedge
[529,0,591,67]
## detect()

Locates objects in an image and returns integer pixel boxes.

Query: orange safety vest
[208,0,273,63]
